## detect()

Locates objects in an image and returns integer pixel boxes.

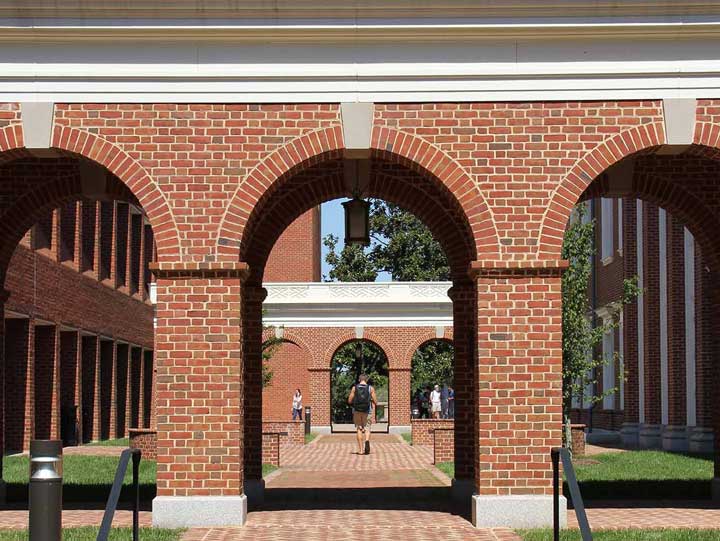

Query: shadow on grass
[570,480,712,502]
[5,483,156,507]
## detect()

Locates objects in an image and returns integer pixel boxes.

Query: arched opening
[330,339,389,432]
[0,149,159,501]
[411,339,454,420]
[238,148,482,511]
[554,143,720,503]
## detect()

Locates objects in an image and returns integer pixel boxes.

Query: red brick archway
[217,126,499,271]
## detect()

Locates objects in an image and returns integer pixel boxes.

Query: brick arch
[537,122,666,261]
[217,126,499,275]
[50,125,181,261]
[268,328,315,364]
[0,169,138,283]
[325,335,390,371]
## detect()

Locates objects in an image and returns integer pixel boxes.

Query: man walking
[347,374,377,455]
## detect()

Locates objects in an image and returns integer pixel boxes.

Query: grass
[3,455,156,502]
[519,529,720,540]
[401,433,412,445]
[305,433,317,444]
[435,461,454,478]
[86,438,130,447]
[573,450,713,500]
[262,463,278,477]
[0,528,182,540]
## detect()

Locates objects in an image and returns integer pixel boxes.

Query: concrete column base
[244,479,265,509]
[313,426,331,435]
[152,495,247,527]
[472,495,565,528]
[620,422,640,448]
[662,425,689,452]
[713,478,720,501]
[451,478,475,504]
[689,427,714,454]
[639,424,663,449]
[389,425,411,434]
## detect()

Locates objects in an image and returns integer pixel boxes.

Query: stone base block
[620,423,640,448]
[472,495,565,528]
[313,426,332,434]
[662,425,689,452]
[689,427,714,454]
[245,479,265,509]
[389,425,411,434]
[639,424,663,449]
[152,495,247,527]
[586,429,621,445]
[713,478,720,501]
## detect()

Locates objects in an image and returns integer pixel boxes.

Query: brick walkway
[0,509,151,529]
[181,434,520,540]
[577,501,720,530]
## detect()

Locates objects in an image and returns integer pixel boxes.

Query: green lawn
[0,528,181,540]
[3,455,156,502]
[573,450,713,499]
[86,438,130,447]
[401,433,412,445]
[305,433,317,444]
[429,450,714,499]
[262,463,278,477]
[435,461,454,478]
[519,529,720,541]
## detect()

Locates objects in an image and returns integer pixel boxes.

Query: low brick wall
[262,420,305,446]
[571,424,587,456]
[129,428,157,460]
[411,419,454,446]
[433,428,454,464]
[262,433,281,467]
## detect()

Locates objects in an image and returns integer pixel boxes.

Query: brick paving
[577,501,720,530]
[0,509,151,529]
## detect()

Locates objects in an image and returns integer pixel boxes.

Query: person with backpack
[347,373,377,455]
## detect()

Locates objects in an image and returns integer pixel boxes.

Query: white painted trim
[659,207,669,426]
[684,228,697,427]
[637,200,645,424]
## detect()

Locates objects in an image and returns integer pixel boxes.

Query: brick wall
[262,341,310,422]
[264,208,321,282]
[433,428,455,464]
[411,419,454,446]
[262,421,305,446]
[129,428,157,460]
[262,433,281,467]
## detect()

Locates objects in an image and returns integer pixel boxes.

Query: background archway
[411,339,454,420]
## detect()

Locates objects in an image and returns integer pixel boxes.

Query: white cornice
[3,1,720,20]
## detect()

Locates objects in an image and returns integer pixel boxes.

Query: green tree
[330,341,388,423]
[411,340,454,394]
[322,200,449,282]
[561,203,641,444]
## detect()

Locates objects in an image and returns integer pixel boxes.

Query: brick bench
[410,418,454,446]
[262,431,288,467]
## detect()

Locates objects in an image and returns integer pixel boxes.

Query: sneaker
[365,441,370,455]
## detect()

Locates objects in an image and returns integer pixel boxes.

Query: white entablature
[262,281,452,328]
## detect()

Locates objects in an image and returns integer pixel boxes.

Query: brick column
[308,368,331,429]
[80,335,98,443]
[145,350,155,429]
[138,347,146,429]
[448,279,477,504]
[125,345,134,433]
[99,339,115,441]
[664,216,688,451]
[471,262,565,529]
[694,248,714,453]
[130,347,142,427]
[151,263,246,528]
[115,344,128,437]
[5,317,32,452]
[388,367,411,429]
[640,203,662,448]
[109,342,119,439]
[33,323,59,441]
[620,198,640,447]
[92,336,102,441]
[241,284,266,506]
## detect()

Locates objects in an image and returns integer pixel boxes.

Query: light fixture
[343,159,370,247]
[343,197,370,247]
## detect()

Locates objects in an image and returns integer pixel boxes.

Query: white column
[637,200,645,424]
[684,228,696,428]
[659,208,669,426]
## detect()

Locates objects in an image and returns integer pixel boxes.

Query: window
[601,198,614,262]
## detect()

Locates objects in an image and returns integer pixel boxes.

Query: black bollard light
[305,406,312,435]
[29,440,62,541]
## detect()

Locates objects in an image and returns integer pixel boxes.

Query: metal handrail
[552,447,593,541]
[97,448,141,541]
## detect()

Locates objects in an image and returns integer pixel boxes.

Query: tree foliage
[330,341,388,423]
[411,340,454,394]
[323,200,450,282]
[561,204,641,426]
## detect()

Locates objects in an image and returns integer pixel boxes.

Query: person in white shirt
[292,389,303,421]
[430,385,442,419]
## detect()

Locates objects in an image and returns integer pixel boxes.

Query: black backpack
[353,384,371,413]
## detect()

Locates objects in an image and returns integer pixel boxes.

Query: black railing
[97,448,141,541]
[552,447,593,541]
